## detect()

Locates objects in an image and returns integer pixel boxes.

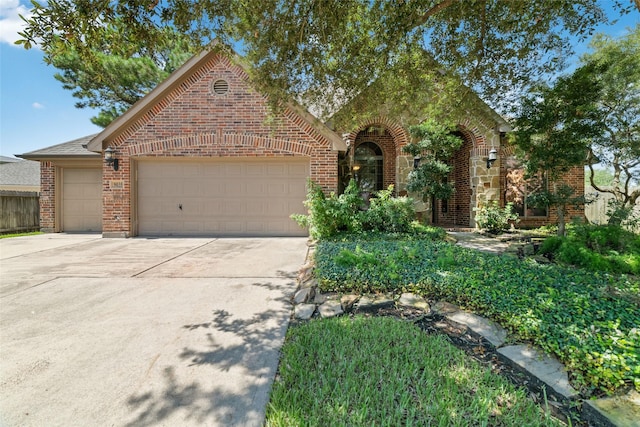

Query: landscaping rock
[583,389,640,427]
[299,276,317,289]
[313,292,329,304]
[340,294,359,312]
[497,345,578,399]
[319,300,343,318]
[398,293,431,313]
[356,295,394,312]
[523,244,535,256]
[294,304,316,320]
[433,301,461,315]
[446,311,507,348]
[293,287,314,304]
[531,255,551,264]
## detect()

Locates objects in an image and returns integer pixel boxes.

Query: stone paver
[447,231,509,254]
[446,311,507,348]
[294,304,316,320]
[356,295,394,311]
[398,292,431,312]
[497,345,578,399]
[319,300,343,318]
[293,287,313,304]
[583,389,640,427]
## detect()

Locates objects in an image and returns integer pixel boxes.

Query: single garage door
[137,158,309,236]
[62,168,102,232]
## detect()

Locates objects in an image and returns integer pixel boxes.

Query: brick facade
[96,53,340,237]
[31,51,586,235]
[39,161,55,232]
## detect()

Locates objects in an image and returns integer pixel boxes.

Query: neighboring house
[20,49,584,237]
[0,160,40,192]
[0,155,21,164]
[0,159,41,234]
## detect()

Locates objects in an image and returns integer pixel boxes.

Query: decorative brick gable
[99,53,340,237]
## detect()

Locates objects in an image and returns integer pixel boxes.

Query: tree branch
[416,0,460,26]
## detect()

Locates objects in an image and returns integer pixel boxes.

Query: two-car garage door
[137,159,309,236]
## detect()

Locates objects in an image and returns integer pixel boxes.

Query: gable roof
[87,49,347,153]
[18,134,100,160]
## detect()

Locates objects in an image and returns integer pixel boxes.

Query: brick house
[20,49,584,236]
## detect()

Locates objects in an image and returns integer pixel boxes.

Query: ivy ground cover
[314,237,640,395]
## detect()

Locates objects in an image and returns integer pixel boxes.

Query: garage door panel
[138,159,309,236]
[63,168,102,232]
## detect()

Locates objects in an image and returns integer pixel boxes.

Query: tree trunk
[557,204,566,236]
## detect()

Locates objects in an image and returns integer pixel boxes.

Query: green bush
[315,237,640,394]
[291,179,417,239]
[362,186,415,234]
[539,224,640,275]
[474,201,519,234]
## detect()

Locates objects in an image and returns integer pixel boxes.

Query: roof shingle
[18,134,100,159]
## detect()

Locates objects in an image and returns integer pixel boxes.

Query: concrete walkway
[0,234,308,427]
[447,231,510,254]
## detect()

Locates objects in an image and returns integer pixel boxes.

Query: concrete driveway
[0,234,308,427]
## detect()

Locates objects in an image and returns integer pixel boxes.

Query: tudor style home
[20,49,584,237]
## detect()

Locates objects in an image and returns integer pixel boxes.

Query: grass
[266,316,561,427]
[0,231,43,239]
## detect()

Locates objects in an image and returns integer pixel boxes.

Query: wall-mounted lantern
[104,146,119,171]
[352,164,361,181]
[413,155,422,170]
[486,148,498,169]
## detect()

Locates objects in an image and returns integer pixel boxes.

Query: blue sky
[0,1,637,158]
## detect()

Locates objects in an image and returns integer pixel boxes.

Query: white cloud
[32,102,44,109]
[0,0,32,46]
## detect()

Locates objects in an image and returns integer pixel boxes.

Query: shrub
[292,179,416,239]
[538,224,640,275]
[361,186,415,234]
[474,201,519,234]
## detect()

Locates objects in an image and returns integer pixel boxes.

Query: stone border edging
[290,241,637,427]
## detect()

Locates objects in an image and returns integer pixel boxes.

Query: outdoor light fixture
[413,155,421,170]
[104,146,119,171]
[486,148,498,169]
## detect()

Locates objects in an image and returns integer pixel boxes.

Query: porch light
[104,146,119,171]
[486,148,498,169]
[413,155,421,170]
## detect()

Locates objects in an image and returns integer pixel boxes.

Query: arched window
[354,141,383,192]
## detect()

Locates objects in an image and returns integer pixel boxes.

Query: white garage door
[62,168,102,232]
[137,158,309,236]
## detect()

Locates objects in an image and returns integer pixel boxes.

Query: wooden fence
[585,186,639,232]
[0,191,39,234]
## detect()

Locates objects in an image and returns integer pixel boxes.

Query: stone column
[470,147,502,228]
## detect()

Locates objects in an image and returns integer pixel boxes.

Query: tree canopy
[514,25,640,229]
[17,0,638,122]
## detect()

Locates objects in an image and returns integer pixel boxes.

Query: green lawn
[266,316,561,427]
[0,231,43,239]
[314,236,639,395]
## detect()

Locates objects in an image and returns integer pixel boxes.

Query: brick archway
[346,116,410,155]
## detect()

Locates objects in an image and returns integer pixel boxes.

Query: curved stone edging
[291,241,636,427]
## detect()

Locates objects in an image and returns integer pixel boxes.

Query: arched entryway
[354,141,384,192]
[432,130,473,227]
[340,122,405,194]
